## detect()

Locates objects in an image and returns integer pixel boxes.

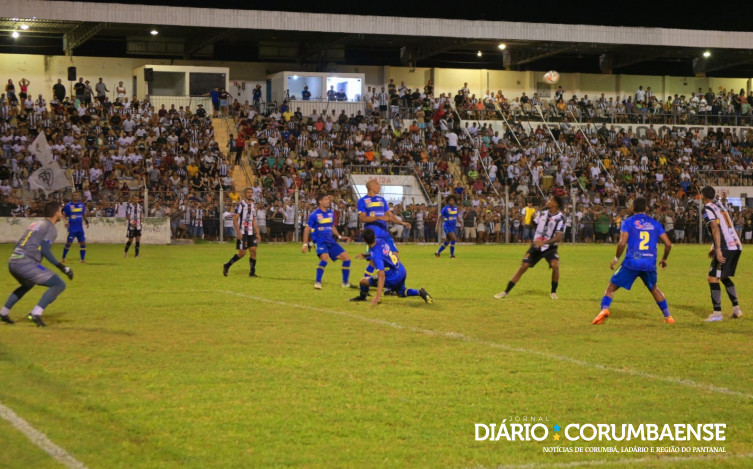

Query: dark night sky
[50,0,753,32]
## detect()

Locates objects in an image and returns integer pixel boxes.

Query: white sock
[0,307,9,316]
[31,305,44,317]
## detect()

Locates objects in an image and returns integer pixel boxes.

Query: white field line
[0,401,87,468]
[216,290,753,400]
[487,452,753,469]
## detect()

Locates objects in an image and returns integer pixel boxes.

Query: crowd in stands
[2,73,753,245]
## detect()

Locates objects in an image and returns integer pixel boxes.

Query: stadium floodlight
[477,51,482,57]
[703,51,711,58]
[11,31,19,39]
[150,29,159,36]
[498,43,506,50]
[19,24,29,30]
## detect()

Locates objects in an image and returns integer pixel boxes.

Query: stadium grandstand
[3,2,753,468]
[0,0,752,247]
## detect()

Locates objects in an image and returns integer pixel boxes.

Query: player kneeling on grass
[0,201,74,327]
[350,228,432,305]
[592,197,673,325]
[301,193,352,289]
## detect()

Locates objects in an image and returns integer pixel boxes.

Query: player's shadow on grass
[78,262,117,266]
[673,303,710,318]
[256,276,309,283]
[63,327,136,336]
[48,312,136,335]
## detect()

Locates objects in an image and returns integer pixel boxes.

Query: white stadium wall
[349,175,428,206]
[1,52,751,108]
[0,218,171,244]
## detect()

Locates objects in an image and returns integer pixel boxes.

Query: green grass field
[0,242,752,468]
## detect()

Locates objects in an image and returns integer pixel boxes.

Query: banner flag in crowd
[29,164,68,195]
[28,131,54,166]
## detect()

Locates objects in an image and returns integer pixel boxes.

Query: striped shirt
[234,200,256,236]
[73,169,87,185]
[126,202,143,230]
[703,200,742,251]
[532,210,566,251]
[192,208,204,227]
[218,162,229,177]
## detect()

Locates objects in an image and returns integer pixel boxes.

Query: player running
[0,201,73,327]
[223,188,260,277]
[435,195,458,258]
[62,191,89,263]
[494,196,565,300]
[301,193,352,289]
[350,228,432,305]
[701,186,743,321]
[124,195,143,258]
[592,197,674,325]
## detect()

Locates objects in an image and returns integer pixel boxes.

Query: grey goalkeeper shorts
[8,260,56,288]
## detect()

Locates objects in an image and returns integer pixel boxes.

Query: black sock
[505,281,516,293]
[551,282,558,293]
[227,254,240,266]
[249,257,257,274]
[125,241,131,253]
[721,278,739,306]
[710,283,722,312]
[135,242,140,256]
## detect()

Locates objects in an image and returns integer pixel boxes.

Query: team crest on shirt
[634,220,654,230]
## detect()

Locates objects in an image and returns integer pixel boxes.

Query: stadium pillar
[219,187,224,243]
[571,187,577,243]
[437,191,442,244]
[294,188,299,243]
[697,198,703,243]
[504,185,509,244]
[144,187,149,221]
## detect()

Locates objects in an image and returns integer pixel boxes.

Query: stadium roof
[2,0,753,77]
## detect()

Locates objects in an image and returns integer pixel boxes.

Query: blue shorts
[610,265,657,291]
[315,239,345,259]
[443,224,456,237]
[368,265,407,295]
[67,230,85,243]
[367,226,399,253]
[379,234,398,253]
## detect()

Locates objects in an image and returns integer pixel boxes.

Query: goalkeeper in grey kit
[0,201,74,327]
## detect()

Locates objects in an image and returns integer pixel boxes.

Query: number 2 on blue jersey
[639,231,649,250]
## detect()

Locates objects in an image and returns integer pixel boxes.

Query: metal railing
[455,105,753,127]
[697,170,753,187]
[447,102,500,196]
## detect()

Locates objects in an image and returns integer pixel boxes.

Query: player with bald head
[356,179,412,281]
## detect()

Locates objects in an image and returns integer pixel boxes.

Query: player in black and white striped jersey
[124,195,144,258]
[223,188,260,277]
[701,186,743,321]
[495,196,566,300]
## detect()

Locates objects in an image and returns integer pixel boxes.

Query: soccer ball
[543,70,560,84]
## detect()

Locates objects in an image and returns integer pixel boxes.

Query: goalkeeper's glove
[56,263,74,280]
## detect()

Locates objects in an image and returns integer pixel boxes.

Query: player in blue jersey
[435,195,459,258]
[350,228,432,305]
[301,193,352,289]
[61,191,89,263]
[357,179,411,280]
[592,198,673,325]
